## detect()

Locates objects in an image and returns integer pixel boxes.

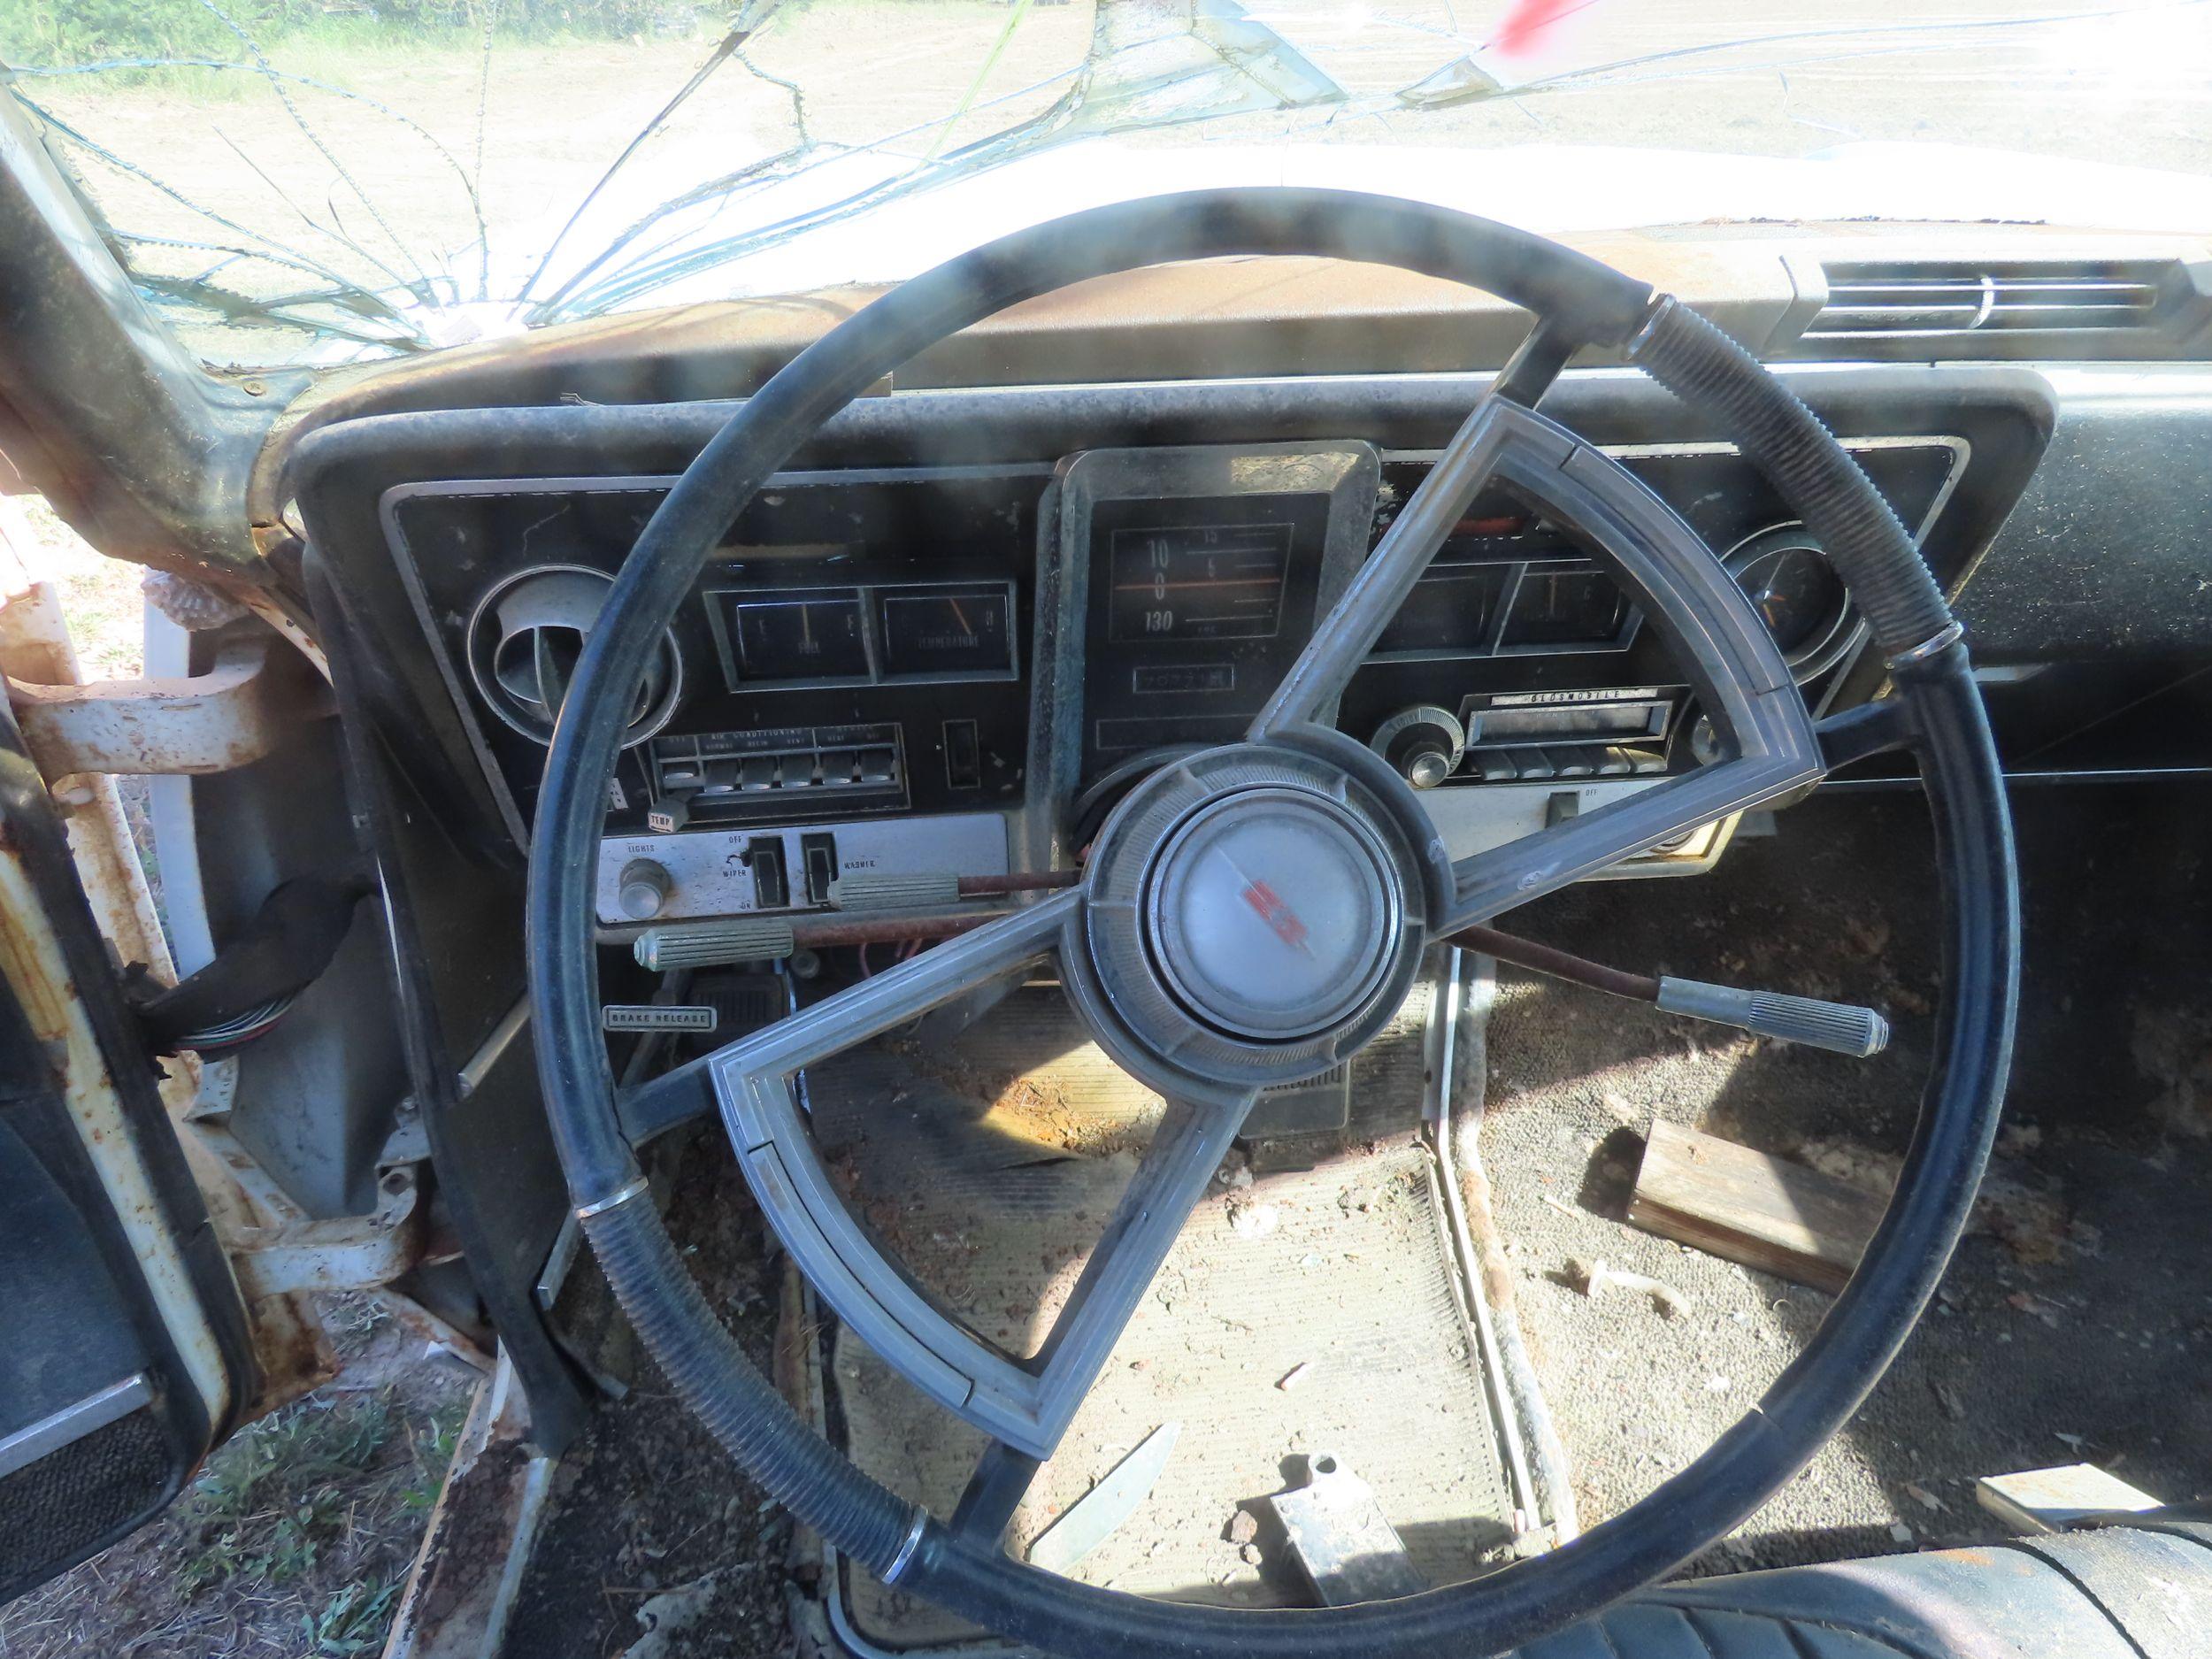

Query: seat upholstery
[1502,1523,2212,1659]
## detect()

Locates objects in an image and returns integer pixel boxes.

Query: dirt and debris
[1932,1380,1969,1423]
[1791,1132,2076,1267]
[1794,1133,2078,1267]
[1480,786,2212,1574]
[618,1575,721,1659]
[2131,1002,2212,1139]
[500,1133,794,1659]
[879,1033,1149,1157]
[1566,1256,1694,1319]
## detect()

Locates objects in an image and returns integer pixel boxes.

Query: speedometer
[1724,525,1861,683]
[1107,521,1291,643]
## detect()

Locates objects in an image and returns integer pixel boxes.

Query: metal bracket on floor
[6,633,328,778]
[1263,1452,1429,1607]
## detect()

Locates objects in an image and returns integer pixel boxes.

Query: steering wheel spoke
[1251,393,1519,740]
[715,891,1078,1087]
[703,886,1250,1460]
[1440,751,1816,930]
[942,1089,1256,1546]
[941,1089,1256,1548]
[1255,390,1825,930]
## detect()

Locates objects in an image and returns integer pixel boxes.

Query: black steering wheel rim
[526,188,2020,1657]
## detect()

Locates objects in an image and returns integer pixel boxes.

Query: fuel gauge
[719,588,872,685]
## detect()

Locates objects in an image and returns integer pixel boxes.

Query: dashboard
[252,241,2212,1450]
[344,396,1985,933]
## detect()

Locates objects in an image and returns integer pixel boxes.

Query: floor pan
[801,979,1528,1650]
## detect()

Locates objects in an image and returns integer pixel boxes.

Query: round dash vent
[465,565,683,747]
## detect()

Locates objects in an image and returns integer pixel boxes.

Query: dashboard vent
[465,565,683,747]
[1794,258,2210,357]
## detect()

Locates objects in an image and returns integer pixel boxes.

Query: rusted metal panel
[381,1356,554,1659]
[0,767,237,1429]
[0,545,337,1414]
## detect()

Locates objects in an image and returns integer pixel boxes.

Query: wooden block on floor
[1977,1464,2166,1534]
[1626,1120,1888,1293]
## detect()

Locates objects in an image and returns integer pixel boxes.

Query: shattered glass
[2,0,2209,367]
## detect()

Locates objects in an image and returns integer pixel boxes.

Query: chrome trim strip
[1888,618,1966,667]
[883,1508,930,1585]
[573,1173,650,1221]
[0,1373,152,1480]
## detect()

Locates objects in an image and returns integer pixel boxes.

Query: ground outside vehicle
[1,4,2209,1657]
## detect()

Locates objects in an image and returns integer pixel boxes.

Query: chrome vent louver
[465,565,683,747]
[1793,257,2210,357]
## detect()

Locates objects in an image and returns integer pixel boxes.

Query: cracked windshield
[2,0,2209,366]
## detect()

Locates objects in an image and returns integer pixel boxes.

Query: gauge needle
[949,597,972,636]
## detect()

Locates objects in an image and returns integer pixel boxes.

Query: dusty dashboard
[383,465,1042,923]
[367,420,1973,933]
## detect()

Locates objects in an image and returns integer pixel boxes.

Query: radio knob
[1371,705,1466,790]
[617,858,673,921]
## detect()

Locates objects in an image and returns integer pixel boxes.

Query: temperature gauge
[879,584,1016,680]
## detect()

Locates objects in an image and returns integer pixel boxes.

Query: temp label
[601,1004,718,1033]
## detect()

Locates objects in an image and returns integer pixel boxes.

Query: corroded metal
[0,540,335,1414]
[8,633,326,777]
[380,1356,554,1659]
[226,1164,428,1301]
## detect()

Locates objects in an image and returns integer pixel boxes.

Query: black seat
[1504,1523,2212,1659]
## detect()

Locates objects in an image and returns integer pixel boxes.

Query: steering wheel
[526,190,2019,1657]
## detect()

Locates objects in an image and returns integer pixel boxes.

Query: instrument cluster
[391,434,1964,929]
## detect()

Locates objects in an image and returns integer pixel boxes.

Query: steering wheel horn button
[1145,788,1399,1041]
[1076,743,1430,1092]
